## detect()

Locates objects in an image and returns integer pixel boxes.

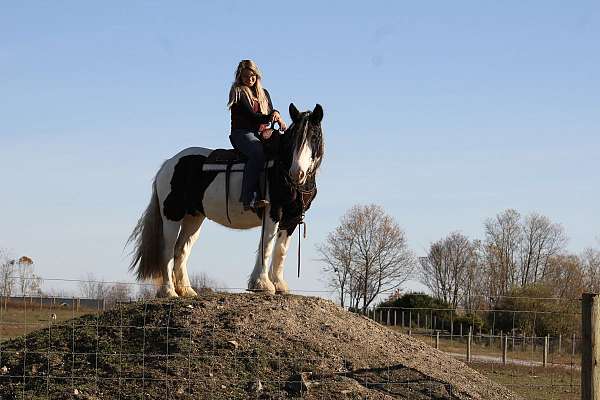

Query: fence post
[402,311,405,329]
[394,310,397,326]
[450,311,454,342]
[387,310,390,325]
[582,293,600,400]
[503,335,508,365]
[467,328,472,362]
[417,312,420,329]
[436,331,440,350]
[573,332,577,357]
[558,334,562,354]
[543,335,549,368]
[460,323,463,338]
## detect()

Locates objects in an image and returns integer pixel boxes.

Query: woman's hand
[272,111,287,131]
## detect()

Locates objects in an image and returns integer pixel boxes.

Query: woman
[228,60,287,211]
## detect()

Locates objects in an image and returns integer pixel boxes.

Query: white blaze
[291,140,313,184]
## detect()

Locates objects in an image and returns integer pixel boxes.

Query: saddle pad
[202,160,275,172]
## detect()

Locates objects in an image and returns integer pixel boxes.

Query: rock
[186,305,194,309]
[286,372,312,394]
[73,388,79,395]
[247,379,263,393]
[1,366,8,374]
[227,340,239,349]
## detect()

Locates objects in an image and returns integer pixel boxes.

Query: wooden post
[467,328,472,362]
[573,332,577,356]
[436,331,440,349]
[582,292,600,400]
[503,335,508,365]
[417,312,420,329]
[558,334,562,354]
[394,310,397,326]
[543,335,549,367]
[460,323,463,338]
[409,311,412,330]
[450,312,454,342]
[500,330,503,349]
[402,311,405,328]
[425,315,428,332]
[433,315,436,330]
[387,310,390,325]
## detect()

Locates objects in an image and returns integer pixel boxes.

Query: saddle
[203,133,281,223]
[204,148,247,164]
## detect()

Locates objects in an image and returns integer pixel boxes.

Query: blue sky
[1,1,599,297]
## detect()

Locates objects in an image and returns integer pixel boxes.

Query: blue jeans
[230,129,265,205]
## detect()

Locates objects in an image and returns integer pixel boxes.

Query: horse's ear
[310,104,323,124]
[289,103,301,123]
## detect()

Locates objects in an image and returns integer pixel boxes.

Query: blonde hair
[227,60,270,114]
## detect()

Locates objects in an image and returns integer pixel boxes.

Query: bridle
[273,114,321,277]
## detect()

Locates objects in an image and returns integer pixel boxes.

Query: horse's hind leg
[173,214,205,297]
[156,219,181,298]
[248,210,278,294]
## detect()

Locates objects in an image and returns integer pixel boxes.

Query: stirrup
[243,198,269,212]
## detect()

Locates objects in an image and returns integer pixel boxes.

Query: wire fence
[0,277,586,399]
[357,305,582,399]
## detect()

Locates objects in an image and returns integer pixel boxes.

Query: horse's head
[281,103,324,186]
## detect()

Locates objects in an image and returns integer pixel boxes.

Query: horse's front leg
[269,227,293,294]
[248,210,279,294]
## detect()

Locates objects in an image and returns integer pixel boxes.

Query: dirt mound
[0,293,521,399]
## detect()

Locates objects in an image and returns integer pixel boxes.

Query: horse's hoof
[157,286,179,298]
[273,280,289,294]
[177,286,198,298]
[248,277,276,294]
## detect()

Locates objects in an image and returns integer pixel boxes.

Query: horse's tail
[127,172,164,281]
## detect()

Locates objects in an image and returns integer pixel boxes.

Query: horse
[127,103,324,297]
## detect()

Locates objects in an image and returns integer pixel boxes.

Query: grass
[387,326,581,400]
[389,326,580,367]
[469,362,580,400]
[0,303,100,341]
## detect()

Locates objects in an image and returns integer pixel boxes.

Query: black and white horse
[128,104,324,297]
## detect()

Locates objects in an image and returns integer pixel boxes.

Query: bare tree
[106,283,133,304]
[79,273,110,299]
[461,239,487,311]
[543,254,585,299]
[0,251,16,310]
[582,246,600,292]
[484,209,522,301]
[317,224,355,307]
[420,232,476,309]
[319,205,415,312]
[16,256,41,296]
[189,272,223,292]
[519,213,567,285]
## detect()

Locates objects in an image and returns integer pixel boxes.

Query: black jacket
[230,89,276,132]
